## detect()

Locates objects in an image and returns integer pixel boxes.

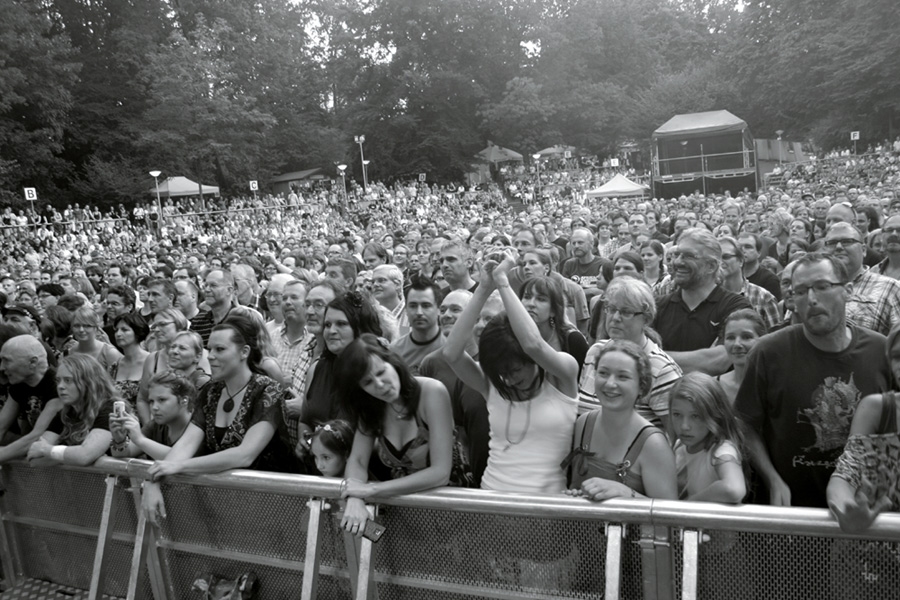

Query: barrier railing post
[301,499,326,600]
[352,505,378,600]
[681,529,700,600]
[639,524,674,600]
[0,470,19,588]
[88,475,119,600]
[604,523,624,600]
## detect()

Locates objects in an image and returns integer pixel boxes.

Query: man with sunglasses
[822,222,900,335]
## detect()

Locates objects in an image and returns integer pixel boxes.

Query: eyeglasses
[823,238,862,249]
[150,321,174,329]
[304,300,328,310]
[883,227,900,235]
[604,304,644,319]
[670,249,701,261]
[789,281,844,297]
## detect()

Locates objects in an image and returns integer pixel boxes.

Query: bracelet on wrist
[50,445,67,462]
[111,435,130,453]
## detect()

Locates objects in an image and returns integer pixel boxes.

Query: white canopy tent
[148,176,220,198]
[585,174,649,198]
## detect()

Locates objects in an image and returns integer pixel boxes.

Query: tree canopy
[1,0,897,207]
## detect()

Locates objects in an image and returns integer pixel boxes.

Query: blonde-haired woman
[26,354,119,466]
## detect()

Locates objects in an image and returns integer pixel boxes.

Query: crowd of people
[1,138,900,590]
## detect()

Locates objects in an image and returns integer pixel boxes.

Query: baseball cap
[2,303,41,322]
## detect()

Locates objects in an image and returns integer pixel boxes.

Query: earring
[549,316,556,328]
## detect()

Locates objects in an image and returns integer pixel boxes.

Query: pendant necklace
[389,402,408,420]
[222,378,252,412]
[504,400,532,451]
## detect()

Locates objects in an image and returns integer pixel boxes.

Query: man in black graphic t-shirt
[0,335,61,463]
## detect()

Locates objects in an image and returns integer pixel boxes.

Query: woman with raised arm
[442,249,579,493]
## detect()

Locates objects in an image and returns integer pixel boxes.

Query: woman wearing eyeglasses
[135,308,189,423]
[66,305,122,374]
[578,277,682,430]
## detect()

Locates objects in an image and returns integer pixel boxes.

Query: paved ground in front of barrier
[0,578,121,600]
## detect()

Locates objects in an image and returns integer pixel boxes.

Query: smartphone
[113,401,126,417]
[362,520,386,543]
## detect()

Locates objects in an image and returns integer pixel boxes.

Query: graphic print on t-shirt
[798,375,859,453]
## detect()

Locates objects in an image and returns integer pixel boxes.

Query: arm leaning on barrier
[0,399,62,464]
[26,427,113,467]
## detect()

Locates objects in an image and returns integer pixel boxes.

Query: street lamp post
[337,164,348,213]
[354,135,368,191]
[776,130,784,167]
[533,154,541,204]
[149,170,162,233]
[362,160,370,189]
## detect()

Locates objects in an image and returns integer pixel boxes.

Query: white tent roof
[149,176,219,197]
[585,174,649,198]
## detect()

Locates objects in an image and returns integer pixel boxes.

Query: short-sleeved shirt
[561,257,607,291]
[654,285,753,352]
[8,368,61,435]
[59,400,113,445]
[734,324,889,507]
[390,331,444,376]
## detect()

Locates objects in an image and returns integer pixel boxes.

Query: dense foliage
[1,0,897,207]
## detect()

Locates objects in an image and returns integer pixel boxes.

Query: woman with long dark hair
[519,276,587,374]
[335,334,455,535]
[142,314,296,523]
[443,250,579,493]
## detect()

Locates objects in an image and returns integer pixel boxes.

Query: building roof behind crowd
[653,110,747,139]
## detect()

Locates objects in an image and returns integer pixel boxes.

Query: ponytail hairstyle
[214,313,265,375]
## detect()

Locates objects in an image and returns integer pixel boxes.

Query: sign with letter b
[24,188,37,201]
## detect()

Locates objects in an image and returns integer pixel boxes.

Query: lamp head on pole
[355,135,365,144]
[776,130,784,140]
[149,170,161,179]
[363,160,370,166]
[533,154,540,161]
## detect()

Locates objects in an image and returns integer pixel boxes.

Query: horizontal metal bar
[4,514,136,545]
[371,572,574,600]
[156,539,306,572]
[23,459,900,542]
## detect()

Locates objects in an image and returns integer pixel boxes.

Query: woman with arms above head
[142,314,297,524]
[25,354,117,467]
[336,334,456,536]
[443,248,579,493]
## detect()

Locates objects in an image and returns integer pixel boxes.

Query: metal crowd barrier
[2,458,900,600]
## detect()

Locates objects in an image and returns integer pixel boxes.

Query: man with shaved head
[0,335,62,462]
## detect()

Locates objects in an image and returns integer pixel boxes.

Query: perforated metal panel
[2,467,107,530]
[361,505,623,599]
[162,549,304,599]
[673,528,900,600]
[157,483,310,562]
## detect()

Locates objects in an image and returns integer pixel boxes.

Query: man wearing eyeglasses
[821,222,900,336]
[735,252,890,509]
[873,215,900,280]
[653,228,751,374]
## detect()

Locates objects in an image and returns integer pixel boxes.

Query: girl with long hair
[66,305,122,372]
[336,334,455,535]
[717,309,767,405]
[519,276,588,374]
[25,355,119,466]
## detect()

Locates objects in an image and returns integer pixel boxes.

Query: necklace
[504,400,532,450]
[222,377,252,412]
[388,403,408,420]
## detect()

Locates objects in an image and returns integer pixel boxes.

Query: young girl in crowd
[716,309,766,405]
[309,419,353,478]
[669,372,747,503]
[109,371,196,460]
[25,355,118,466]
